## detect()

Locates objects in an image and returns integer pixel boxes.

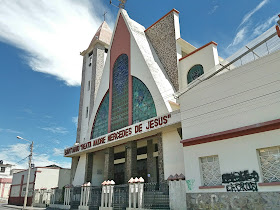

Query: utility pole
[17,136,33,209]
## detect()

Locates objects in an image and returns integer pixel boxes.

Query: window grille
[258,146,280,183]
[200,155,222,186]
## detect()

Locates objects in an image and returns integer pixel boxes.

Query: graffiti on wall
[186,179,195,191]
[187,192,280,209]
[222,170,259,192]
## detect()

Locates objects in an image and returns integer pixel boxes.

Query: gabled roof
[81,21,112,56]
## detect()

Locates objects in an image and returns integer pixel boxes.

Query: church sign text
[64,114,172,156]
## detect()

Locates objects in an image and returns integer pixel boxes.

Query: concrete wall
[180,50,280,140]
[179,50,280,193]
[178,42,219,90]
[91,150,105,186]
[0,182,11,199]
[58,169,71,189]
[162,129,184,179]
[183,129,280,193]
[72,154,87,186]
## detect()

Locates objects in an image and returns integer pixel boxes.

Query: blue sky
[0,0,279,169]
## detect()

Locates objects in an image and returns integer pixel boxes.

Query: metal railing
[52,188,64,204]
[88,186,102,210]
[143,182,169,209]
[70,186,81,209]
[33,189,52,206]
[176,26,280,98]
[113,184,129,210]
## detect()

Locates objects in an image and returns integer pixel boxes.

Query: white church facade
[64,8,280,208]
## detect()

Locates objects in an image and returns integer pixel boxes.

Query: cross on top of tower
[103,11,107,21]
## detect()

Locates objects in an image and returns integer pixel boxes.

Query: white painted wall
[34,168,60,190]
[0,183,11,198]
[180,50,280,140]
[85,52,110,142]
[11,169,36,185]
[130,34,170,115]
[0,164,12,177]
[179,50,280,193]
[72,154,87,186]
[183,129,280,193]
[58,169,71,189]
[91,150,105,186]
[80,53,93,143]
[162,129,185,179]
[178,43,219,90]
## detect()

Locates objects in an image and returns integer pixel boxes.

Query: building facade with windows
[0,161,13,201]
[8,166,70,206]
[179,34,280,207]
[64,8,280,208]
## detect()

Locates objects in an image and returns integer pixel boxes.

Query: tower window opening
[88,81,91,91]
[86,107,89,118]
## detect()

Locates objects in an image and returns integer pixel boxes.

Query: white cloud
[72,116,78,127]
[208,5,219,15]
[228,27,247,48]
[0,143,71,169]
[239,0,269,27]
[0,0,111,86]
[40,126,68,134]
[53,148,64,156]
[0,128,23,134]
[253,14,279,36]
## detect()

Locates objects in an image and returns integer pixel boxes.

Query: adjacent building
[0,161,14,201]
[8,165,70,206]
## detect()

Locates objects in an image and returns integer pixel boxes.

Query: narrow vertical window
[88,81,91,91]
[111,54,129,131]
[88,51,93,67]
[86,107,89,118]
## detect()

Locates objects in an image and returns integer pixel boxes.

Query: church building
[64,7,280,208]
[65,8,185,186]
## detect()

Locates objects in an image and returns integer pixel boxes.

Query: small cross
[103,11,107,21]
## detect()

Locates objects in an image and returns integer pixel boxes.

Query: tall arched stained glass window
[133,77,157,123]
[187,64,204,84]
[111,54,129,131]
[91,92,109,139]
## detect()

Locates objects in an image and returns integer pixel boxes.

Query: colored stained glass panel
[133,77,157,124]
[91,92,109,139]
[111,54,129,131]
[187,64,204,84]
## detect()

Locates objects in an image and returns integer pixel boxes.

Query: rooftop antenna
[110,0,127,9]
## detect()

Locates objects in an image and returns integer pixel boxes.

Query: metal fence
[51,182,170,209]
[113,184,129,210]
[70,186,81,209]
[143,182,169,209]
[88,186,102,210]
[52,189,64,204]
[33,189,51,206]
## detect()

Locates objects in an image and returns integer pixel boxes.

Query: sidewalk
[2,204,46,210]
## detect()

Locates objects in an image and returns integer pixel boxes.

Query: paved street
[0,203,46,210]
[0,203,12,210]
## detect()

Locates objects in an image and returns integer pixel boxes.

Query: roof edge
[145,9,180,32]
[179,41,217,61]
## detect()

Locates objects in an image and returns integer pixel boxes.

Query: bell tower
[76,22,112,143]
